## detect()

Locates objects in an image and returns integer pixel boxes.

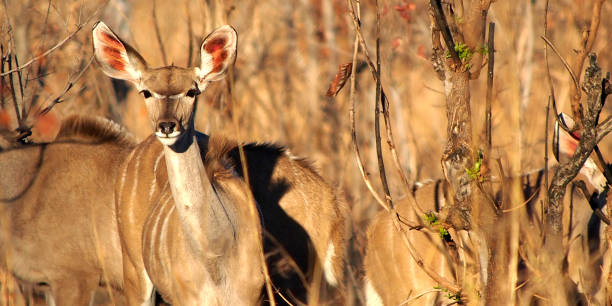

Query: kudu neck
[162,130,235,257]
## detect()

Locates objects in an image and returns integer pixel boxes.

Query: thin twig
[39,56,95,116]
[596,116,612,144]
[502,186,540,213]
[7,54,22,123]
[263,232,308,288]
[485,22,494,155]
[346,0,389,212]
[382,93,414,195]
[13,53,25,122]
[374,0,393,211]
[346,0,414,196]
[1,45,5,108]
[544,97,550,216]
[543,0,552,223]
[152,0,168,66]
[572,181,611,225]
[568,0,605,128]
[548,54,605,234]
[1,24,85,76]
[186,1,194,67]
[232,105,276,306]
[392,214,462,294]
[29,0,52,91]
[429,0,460,65]
[540,36,579,93]
[346,1,460,294]
[398,289,443,305]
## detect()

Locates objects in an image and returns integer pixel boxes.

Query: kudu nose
[158,121,177,135]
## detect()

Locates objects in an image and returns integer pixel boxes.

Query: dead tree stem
[548,54,606,234]
[485,22,494,158]
[152,0,168,66]
[374,0,393,210]
[568,0,605,129]
[429,0,460,65]
[346,0,388,211]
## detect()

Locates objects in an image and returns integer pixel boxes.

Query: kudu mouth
[155,119,184,145]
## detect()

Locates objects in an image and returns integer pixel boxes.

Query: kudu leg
[122,258,155,306]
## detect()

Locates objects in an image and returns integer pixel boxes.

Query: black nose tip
[158,121,177,135]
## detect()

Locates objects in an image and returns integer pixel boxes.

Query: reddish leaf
[417,45,427,59]
[326,63,352,97]
[394,0,416,22]
[392,38,402,51]
[0,109,11,129]
[34,111,58,138]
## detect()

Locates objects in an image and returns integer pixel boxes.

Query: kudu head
[92,21,237,149]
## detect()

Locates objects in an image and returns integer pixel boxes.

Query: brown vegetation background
[2,0,612,303]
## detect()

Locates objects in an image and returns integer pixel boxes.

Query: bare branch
[7,54,22,124]
[572,181,611,225]
[543,0,553,204]
[596,116,612,144]
[346,0,461,295]
[568,0,605,128]
[0,24,85,77]
[153,0,168,66]
[540,36,579,94]
[548,54,606,234]
[346,0,389,212]
[485,22,495,153]
[186,1,194,67]
[0,45,6,108]
[374,0,394,211]
[39,56,94,116]
[229,64,276,306]
[391,214,463,294]
[429,0,460,65]
[346,0,414,196]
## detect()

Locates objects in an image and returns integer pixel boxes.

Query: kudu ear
[92,21,147,83]
[553,112,607,192]
[196,25,237,83]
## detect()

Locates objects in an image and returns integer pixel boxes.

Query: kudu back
[93,22,347,305]
[364,114,610,305]
[0,115,135,305]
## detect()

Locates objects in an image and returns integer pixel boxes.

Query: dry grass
[2,0,612,304]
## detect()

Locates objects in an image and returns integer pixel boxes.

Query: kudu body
[364,115,610,305]
[93,22,347,305]
[0,115,135,305]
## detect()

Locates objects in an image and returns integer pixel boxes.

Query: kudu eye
[140,89,152,98]
[186,88,200,98]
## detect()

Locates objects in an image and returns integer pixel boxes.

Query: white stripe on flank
[365,278,383,306]
[153,151,164,173]
[140,271,155,306]
[117,147,139,205]
[323,242,338,286]
[149,184,172,268]
[129,146,144,210]
[149,152,164,202]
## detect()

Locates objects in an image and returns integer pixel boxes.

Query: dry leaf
[326,63,352,97]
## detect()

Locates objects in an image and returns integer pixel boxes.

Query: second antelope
[0,115,135,305]
[364,114,610,305]
[93,22,347,304]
